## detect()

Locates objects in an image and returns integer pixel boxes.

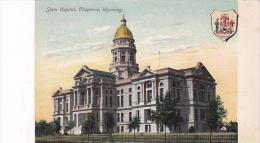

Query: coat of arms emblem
[211,10,238,41]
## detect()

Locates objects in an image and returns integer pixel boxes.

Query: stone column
[77,91,80,106]
[91,87,94,107]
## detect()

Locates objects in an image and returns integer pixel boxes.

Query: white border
[0,1,35,143]
[0,0,260,143]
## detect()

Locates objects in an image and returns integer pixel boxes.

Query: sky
[36,0,238,121]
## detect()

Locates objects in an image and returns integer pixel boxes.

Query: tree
[51,119,61,135]
[206,95,227,143]
[225,121,238,132]
[103,112,115,133]
[151,97,163,133]
[35,120,55,136]
[82,113,96,140]
[151,91,180,142]
[64,120,76,135]
[128,116,140,142]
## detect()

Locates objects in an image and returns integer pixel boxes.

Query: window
[121,89,124,94]
[137,86,140,90]
[160,82,164,86]
[145,109,151,122]
[199,91,204,102]
[80,93,85,105]
[117,90,119,94]
[109,96,113,107]
[129,112,132,122]
[129,88,132,93]
[146,81,152,88]
[136,110,140,119]
[65,102,69,112]
[110,90,113,94]
[105,96,108,107]
[114,56,117,62]
[121,126,124,132]
[121,113,124,122]
[137,92,140,104]
[176,89,181,101]
[200,109,205,121]
[145,125,151,132]
[117,126,120,133]
[117,113,120,122]
[193,90,197,102]
[117,96,120,107]
[73,115,76,123]
[147,90,152,102]
[195,109,198,121]
[121,96,124,107]
[121,55,125,62]
[58,98,62,111]
[129,94,132,106]
[160,88,164,101]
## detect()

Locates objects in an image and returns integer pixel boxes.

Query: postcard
[33,0,257,143]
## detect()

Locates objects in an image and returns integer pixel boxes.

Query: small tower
[109,15,139,79]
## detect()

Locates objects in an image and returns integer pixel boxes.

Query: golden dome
[114,15,133,40]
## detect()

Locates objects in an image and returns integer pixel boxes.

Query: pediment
[139,69,155,77]
[74,66,93,78]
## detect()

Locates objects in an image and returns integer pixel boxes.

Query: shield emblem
[211,10,238,41]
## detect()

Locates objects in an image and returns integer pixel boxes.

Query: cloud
[45,41,107,57]
[140,32,190,46]
[90,25,112,33]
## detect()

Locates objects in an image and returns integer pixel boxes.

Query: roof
[114,15,133,40]
[74,65,115,78]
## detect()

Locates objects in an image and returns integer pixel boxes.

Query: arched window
[159,82,164,86]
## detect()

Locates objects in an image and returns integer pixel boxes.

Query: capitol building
[52,16,216,134]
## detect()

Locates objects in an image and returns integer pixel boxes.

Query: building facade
[52,16,216,134]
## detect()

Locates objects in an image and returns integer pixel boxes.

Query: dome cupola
[114,15,133,40]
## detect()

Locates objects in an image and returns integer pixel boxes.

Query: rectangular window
[109,96,112,107]
[129,88,132,93]
[195,109,198,121]
[105,96,108,107]
[160,88,164,101]
[146,81,152,88]
[177,89,181,101]
[121,89,124,94]
[137,92,140,104]
[200,109,205,121]
[117,113,120,122]
[129,112,132,122]
[121,113,124,122]
[121,96,124,107]
[199,91,204,102]
[129,94,132,106]
[66,103,69,112]
[117,126,119,133]
[145,125,148,132]
[117,96,120,107]
[121,126,124,132]
[136,110,140,119]
[194,90,197,102]
[80,94,85,105]
[147,90,152,102]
